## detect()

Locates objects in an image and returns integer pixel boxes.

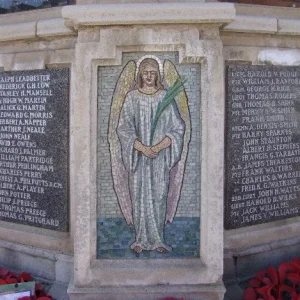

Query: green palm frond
[150,77,187,145]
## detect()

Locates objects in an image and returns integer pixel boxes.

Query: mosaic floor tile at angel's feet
[97,217,200,259]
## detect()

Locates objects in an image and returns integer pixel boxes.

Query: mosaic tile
[97,52,201,258]
[97,217,200,259]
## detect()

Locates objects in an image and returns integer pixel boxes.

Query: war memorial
[0,0,299,299]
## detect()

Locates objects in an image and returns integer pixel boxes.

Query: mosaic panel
[97,52,201,259]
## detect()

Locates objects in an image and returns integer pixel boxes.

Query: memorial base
[224,236,300,293]
[0,240,73,283]
[0,240,72,299]
[67,280,226,300]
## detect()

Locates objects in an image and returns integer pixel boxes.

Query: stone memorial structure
[0,1,298,300]
[0,69,69,231]
[64,4,231,298]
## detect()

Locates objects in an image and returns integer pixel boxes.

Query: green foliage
[150,77,187,145]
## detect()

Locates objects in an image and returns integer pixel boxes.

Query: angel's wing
[108,61,136,225]
[163,60,192,223]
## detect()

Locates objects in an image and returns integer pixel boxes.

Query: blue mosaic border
[97,217,200,259]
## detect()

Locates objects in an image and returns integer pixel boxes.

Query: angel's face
[141,64,158,87]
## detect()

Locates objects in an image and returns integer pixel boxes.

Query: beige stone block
[0,220,71,253]
[258,48,300,65]
[68,280,225,300]
[223,45,260,64]
[224,217,300,250]
[62,3,235,28]
[222,31,300,49]
[45,49,75,66]
[55,254,74,284]
[71,23,225,295]
[0,22,36,42]
[0,54,13,70]
[95,26,200,59]
[278,18,300,35]
[12,52,46,70]
[0,240,56,280]
[0,240,73,284]
[37,18,76,37]
[235,3,300,19]
[223,15,277,33]
[0,37,76,55]
[0,15,75,42]
[48,282,69,300]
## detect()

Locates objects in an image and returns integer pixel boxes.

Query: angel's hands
[141,146,158,158]
[134,140,158,158]
[151,137,171,154]
[151,143,162,154]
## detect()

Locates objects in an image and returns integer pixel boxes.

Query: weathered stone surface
[0,68,69,231]
[72,23,225,289]
[225,65,300,229]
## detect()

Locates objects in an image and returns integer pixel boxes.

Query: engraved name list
[0,69,69,231]
[226,65,300,229]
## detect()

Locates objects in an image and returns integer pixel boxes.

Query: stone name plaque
[0,69,69,231]
[225,65,300,229]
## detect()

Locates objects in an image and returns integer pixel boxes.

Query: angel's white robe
[117,89,185,251]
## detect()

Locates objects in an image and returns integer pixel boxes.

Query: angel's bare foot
[156,247,167,253]
[133,246,143,254]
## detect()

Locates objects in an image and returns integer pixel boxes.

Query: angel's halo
[135,55,164,79]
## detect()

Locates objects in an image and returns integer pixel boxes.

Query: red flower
[0,269,9,278]
[248,266,279,299]
[19,272,34,282]
[6,271,19,279]
[278,262,298,284]
[161,298,185,300]
[244,287,260,300]
[291,258,300,274]
[6,277,18,284]
[245,258,300,300]
[0,269,52,300]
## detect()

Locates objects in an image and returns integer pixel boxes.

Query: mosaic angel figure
[108,56,191,253]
